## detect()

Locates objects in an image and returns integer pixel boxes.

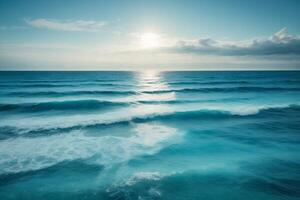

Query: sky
[0,0,300,70]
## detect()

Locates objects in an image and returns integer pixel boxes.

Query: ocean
[0,71,300,200]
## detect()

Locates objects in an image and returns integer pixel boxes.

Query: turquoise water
[0,71,300,200]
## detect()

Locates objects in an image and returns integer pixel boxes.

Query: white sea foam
[0,123,180,174]
[0,102,296,134]
[125,172,164,186]
[0,104,173,133]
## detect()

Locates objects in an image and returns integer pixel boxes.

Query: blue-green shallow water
[0,71,300,200]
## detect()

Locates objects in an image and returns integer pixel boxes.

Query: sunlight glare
[140,32,161,49]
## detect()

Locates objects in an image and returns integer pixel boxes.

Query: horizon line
[1,69,300,72]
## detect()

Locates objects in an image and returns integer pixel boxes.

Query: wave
[0,160,104,186]
[143,87,300,94]
[0,83,133,88]
[0,79,120,83]
[5,90,138,97]
[137,104,300,121]
[168,81,249,85]
[168,80,300,86]
[0,98,246,113]
[0,100,129,113]
[137,97,249,105]
[2,104,299,138]
[0,124,180,174]
[0,83,76,88]
[3,86,300,98]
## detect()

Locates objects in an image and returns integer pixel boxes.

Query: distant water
[0,71,300,200]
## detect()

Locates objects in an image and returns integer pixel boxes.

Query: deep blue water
[0,71,300,200]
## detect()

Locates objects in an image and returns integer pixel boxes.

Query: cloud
[167,28,300,56]
[1,27,300,70]
[24,18,107,32]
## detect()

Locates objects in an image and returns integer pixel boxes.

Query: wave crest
[0,100,128,113]
[0,123,180,174]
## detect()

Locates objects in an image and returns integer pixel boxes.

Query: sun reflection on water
[135,71,176,101]
[137,70,168,91]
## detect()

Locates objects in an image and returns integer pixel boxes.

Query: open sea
[0,71,300,200]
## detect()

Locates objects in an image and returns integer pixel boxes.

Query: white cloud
[24,18,107,32]
[166,28,300,56]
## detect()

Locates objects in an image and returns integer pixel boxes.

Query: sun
[140,32,161,49]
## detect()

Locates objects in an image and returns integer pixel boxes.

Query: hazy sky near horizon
[0,0,300,70]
